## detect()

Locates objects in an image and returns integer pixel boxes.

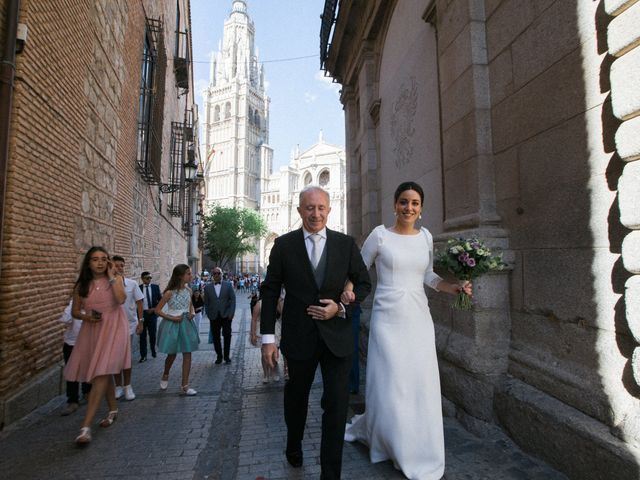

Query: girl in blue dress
[156,264,199,395]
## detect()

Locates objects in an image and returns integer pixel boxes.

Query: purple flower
[458,253,469,262]
[466,258,476,267]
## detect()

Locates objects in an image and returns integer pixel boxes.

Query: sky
[190,0,344,170]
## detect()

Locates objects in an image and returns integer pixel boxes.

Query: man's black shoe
[151,352,157,358]
[224,358,231,364]
[139,357,146,363]
[215,357,223,364]
[285,450,303,468]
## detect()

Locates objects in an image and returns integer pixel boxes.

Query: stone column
[432,0,512,431]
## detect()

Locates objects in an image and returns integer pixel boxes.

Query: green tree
[202,205,268,270]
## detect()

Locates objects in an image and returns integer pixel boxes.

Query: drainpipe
[0,0,21,278]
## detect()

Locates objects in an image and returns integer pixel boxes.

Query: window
[225,102,231,119]
[167,122,185,216]
[304,172,312,185]
[136,17,166,184]
[319,169,330,187]
[214,105,220,122]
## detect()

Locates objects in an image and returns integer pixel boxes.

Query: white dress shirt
[142,283,152,310]
[123,278,144,335]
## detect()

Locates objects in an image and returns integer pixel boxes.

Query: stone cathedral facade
[202,1,347,274]
[202,0,272,211]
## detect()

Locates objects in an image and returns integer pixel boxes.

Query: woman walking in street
[342,182,472,479]
[156,264,199,396]
[65,246,131,445]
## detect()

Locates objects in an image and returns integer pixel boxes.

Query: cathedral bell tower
[203,0,271,210]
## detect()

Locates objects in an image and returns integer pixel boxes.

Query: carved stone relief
[390,76,418,169]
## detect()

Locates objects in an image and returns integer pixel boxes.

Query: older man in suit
[260,185,371,479]
[204,267,236,364]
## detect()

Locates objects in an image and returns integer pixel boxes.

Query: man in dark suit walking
[203,267,236,364]
[139,271,161,362]
[260,185,371,479]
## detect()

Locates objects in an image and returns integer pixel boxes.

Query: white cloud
[304,92,318,104]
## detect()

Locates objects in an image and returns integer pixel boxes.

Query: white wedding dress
[345,225,445,480]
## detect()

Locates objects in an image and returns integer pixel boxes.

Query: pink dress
[64,277,131,382]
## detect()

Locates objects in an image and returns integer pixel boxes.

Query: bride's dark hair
[394,182,424,205]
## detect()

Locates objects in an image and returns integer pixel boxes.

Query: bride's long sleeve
[360,226,381,270]
[422,228,443,290]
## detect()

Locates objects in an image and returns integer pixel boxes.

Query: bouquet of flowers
[435,237,506,310]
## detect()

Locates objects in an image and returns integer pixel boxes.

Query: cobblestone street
[0,296,566,480]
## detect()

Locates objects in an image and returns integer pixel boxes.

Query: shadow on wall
[596,2,637,401]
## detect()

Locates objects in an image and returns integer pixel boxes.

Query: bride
[342,182,472,480]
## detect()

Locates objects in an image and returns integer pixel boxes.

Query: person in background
[139,271,161,362]
[59,298,92,416]
[156,264,199,396]
[191,289,204,335]
[64,246,130,445]
[203,267,236,364]
[112,256,144,401]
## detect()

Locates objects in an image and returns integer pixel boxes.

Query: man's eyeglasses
[213,272,222,276]
[144,276,152,280]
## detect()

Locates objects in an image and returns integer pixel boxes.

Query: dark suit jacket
[203,281,236,319]
[139,283,161,317]
[260,228,371,360]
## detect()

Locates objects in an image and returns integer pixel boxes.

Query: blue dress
[157,288,200,354]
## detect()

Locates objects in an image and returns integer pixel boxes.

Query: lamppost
[158,156,198,193]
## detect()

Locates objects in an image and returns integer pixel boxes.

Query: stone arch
[318,169,330,187]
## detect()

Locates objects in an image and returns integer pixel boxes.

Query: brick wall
[0,0,198,427]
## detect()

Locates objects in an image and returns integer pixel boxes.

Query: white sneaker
[262,374,270,384]
[114,386,124,400]
[124,385,136,401]
[273,373,280,382]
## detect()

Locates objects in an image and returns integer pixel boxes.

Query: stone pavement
[0,295,567,480]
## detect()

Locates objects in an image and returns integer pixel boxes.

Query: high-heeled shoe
[181,385,197,396]
[99,410,118,428]
[160,375,169,390]
[75,427,92,445]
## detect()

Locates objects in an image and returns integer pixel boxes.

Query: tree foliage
[202,205,268,269]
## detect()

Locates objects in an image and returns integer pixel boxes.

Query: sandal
[160,375,169,390]
[75,427,92,445]
[99,410,118,428]
[181,385,197,396]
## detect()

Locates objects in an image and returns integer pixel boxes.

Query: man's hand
[135,322,144,335]
[262,343,279,369]
[307,299,339,321]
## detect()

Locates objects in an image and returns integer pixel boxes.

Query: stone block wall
[0,0,198,428]
[324,0,640,477]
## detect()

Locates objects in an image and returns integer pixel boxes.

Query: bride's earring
[419,214,422,219]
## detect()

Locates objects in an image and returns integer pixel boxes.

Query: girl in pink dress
[64,246,131,445]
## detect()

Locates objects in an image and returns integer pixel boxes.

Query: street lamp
[158,157,198,193]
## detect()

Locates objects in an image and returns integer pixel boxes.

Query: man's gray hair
[298,185,330,206]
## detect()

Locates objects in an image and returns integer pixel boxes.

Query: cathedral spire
[232,0,247,15]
